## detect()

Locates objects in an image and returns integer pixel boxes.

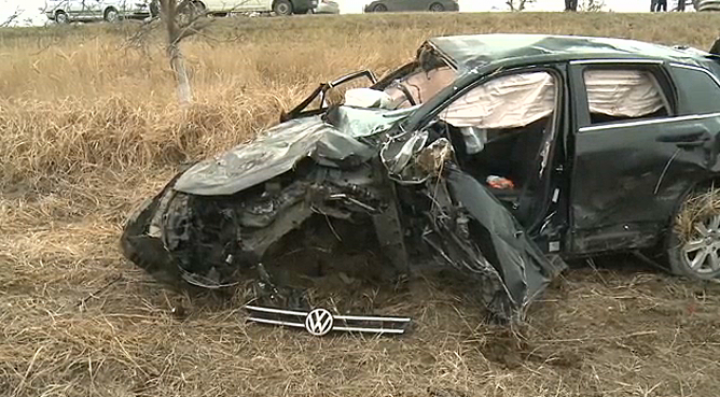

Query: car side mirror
[381,129,429,175]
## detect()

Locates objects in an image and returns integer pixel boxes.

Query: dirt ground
[2,12,720,397]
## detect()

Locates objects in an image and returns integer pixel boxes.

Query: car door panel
[568,62,720,255]
[82,0,101,19]
[570,118,720,252]
[387,0,401,11]
[68,0,83,17]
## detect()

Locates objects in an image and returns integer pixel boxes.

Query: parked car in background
[364,0,458,12]
[170,0,317,15]
[312,0,340,14]
[45,0,151,23]
[694,0,720,11]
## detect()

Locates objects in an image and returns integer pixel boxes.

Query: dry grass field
[3,12,720,397]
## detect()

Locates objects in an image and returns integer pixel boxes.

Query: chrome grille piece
[244,305,411,336]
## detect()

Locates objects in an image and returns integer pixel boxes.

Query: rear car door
[567,59,720,255]
[73,0,102,19]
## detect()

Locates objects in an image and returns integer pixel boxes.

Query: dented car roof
[428,34,714,70]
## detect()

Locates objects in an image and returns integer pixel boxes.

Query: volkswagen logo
[304,308,334,336]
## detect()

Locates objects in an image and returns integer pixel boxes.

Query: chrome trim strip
[578,112,720,133]
[333,326,406,334]
[244,305,308,317]
[335,315,412,322]
[246,317,306,328]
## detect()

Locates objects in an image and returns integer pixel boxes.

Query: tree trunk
[168,43,193,107]
[161,0,193,107]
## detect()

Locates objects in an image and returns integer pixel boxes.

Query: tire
[372,3,388,11]
[429,2,445,11]
[193,1,207,14]
[104,7,120,23]
[55,11,69,24]
[666,185,720,280]
[273,0,293,15]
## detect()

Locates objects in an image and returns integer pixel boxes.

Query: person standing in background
[676,0,686,11]
[565,0,578,11]
[651,0,667,11]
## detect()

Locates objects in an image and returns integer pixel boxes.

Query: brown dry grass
[2,12,720,397]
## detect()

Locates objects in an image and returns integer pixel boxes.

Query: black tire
[372,3,388,12]
[104,7,120,23]
[273,0,294,15]
[120,198,184,289]
[55,11,69,24]
[666,185,720,280]
[429,2,445,11]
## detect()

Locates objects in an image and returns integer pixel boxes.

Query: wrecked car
[122,34,720,333]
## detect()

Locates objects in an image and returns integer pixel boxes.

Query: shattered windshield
[319,45,457,136]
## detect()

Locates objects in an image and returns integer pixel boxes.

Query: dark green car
[364,0,459,12]
[121,34,720,331]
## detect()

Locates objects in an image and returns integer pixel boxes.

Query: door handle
[656,131,711,149]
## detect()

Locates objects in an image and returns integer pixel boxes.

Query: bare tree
[156,0,212,107]
[506,0,536,11]
[1,7,22,27]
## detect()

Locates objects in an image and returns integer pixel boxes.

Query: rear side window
[670,66,720,115]
[582,68,670,125]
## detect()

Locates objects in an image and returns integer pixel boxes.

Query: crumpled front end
[122,109,566,327]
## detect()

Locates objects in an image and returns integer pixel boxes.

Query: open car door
[382,132,566,323]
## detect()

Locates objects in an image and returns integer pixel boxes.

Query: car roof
[427,34,712,71]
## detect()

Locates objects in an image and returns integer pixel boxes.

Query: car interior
[433,71,559,221]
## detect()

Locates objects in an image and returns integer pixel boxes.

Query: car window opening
[382,66,457,109]
[433,71,559,211]
[583,68,670,125]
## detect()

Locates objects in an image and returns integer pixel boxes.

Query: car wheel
[429,2,445,11]
[273,0,294,15]
[55,11,69,24]
[193,1,207,15]
[104,8,120,23]
[666,185,720,280]
[372,3,388,11]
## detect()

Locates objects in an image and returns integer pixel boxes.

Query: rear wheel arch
[664,175,720,279]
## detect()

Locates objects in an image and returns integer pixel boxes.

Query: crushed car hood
[174,107,412,196]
